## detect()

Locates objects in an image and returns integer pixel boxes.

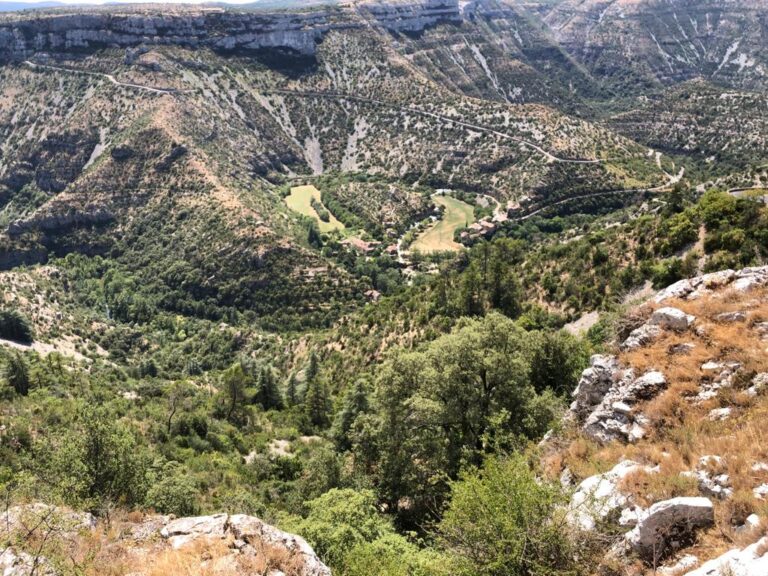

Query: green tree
[371,313,561,515]
[527,331,588,396]
[219,362,251,424]
[255,365,283,410]
[304,377,331,429]
[4,352,30,396]
[285,373,299,407]
[166,381,194,435]
[699,189,737,229]
[146,462,199,516]
[437,454,576,576]
[0,310,33,343]
[42,407,151,509]
[293,489,393,568]
[305,350,319,384]
[331,380,369,451]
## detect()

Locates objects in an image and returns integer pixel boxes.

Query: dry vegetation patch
[555,288,768,572]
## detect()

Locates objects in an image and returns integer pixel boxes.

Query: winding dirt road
[23,60,181,94]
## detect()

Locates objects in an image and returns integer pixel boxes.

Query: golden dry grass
[4,508,309,576]
[411,195,474,253]
[555,287,768,573]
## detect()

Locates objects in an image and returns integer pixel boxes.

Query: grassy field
[285,185,345,233]
[411,195,474,253]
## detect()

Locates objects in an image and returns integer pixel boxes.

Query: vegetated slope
[363,0,605,110]
[542,0,768,93]
[304,189,768,393]
[0,53,368,330]
[0,3,673,333]
[245,25,663,199]
[608,79,768,186]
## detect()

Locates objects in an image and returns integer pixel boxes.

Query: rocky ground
[551,266,768,574]
[0,504,330,576]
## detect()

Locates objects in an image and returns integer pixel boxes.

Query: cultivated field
[411,195,474,253]
[285,185,345,233]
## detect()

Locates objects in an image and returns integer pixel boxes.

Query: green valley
[1,1,768,575]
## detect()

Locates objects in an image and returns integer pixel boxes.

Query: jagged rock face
[0,1,475,60]
[358,0,463,32]
[570,354,623,419]
[571,355,667,444]
[582,370,666,444]
[0,9,344,58]
[543,0,768,91]
[626,497,715,564]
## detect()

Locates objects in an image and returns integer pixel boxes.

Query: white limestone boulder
[622,324,662,350]
[567,460,654,531]
[649,307,696,331]
[626,497,714,564]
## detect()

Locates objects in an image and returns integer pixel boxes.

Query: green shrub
[0,310,33,343]
[293,488,393,568]
[146,462,199,516]
[437,454,577,576]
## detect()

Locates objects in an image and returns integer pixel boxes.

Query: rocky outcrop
[0,8,349,59]
[159,513,331,576]
[626,497,715,564]
[681,456,733,500]
[567,460,656,531]
[648,307,696,331]
[0,505,329,576]
[621,323,662,351]
[228,514,331,576]
[654,267,768,303]
[571,355,666,444]
[358,0,463,32]
[696,360,742,402]
[0,547,55,576]
[0,504,96,576]
[0,1,474,60]
[570,354,623,419]
[8,207,114,236]
[583,370,666,444]
[0,503,97,534]
[622,306,695,350]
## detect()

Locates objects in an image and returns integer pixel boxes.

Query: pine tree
[255,365,283,410]
[4,352,29,396]
[331,380,369,450]
[305,350,319,384]
[285,373,299,407]
[304,378,331,429]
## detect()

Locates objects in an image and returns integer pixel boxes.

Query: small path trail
[23,60,184,95]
